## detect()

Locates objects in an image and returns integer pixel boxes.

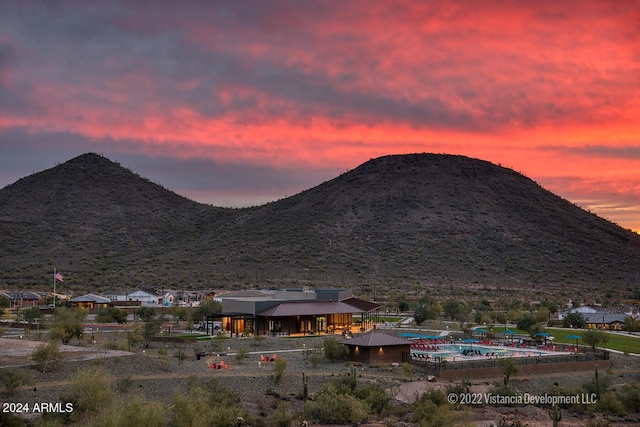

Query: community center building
[205,288,382,336]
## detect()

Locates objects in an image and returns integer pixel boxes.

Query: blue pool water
[410,343,568,362]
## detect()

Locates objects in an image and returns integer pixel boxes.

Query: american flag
[54,272,64,282]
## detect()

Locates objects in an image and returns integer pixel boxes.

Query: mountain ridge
[1,152,639,297]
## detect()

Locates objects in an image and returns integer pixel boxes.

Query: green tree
[562,311,587,328]
[0,295,10,308]
[50,307,86,344]
[624,317,640,332]
[443,299,465,321]
[516,312,537,332]
[535,307,550,323]
[414,296,439,325]
[142,317,162,348]
[135,307,156,322]
[96,307,128,324]
[192,300,222,323]
[583,329,609,353]
[169,306,188,324]
[21,306,42,324]
[498,358,519,385]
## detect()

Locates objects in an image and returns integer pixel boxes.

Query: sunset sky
[1,1,639,232]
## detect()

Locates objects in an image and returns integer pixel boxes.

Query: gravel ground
[2,334,640,426]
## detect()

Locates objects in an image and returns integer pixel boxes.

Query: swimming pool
[410,343,569,363]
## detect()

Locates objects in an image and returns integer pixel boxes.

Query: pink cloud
[0,0,638,230]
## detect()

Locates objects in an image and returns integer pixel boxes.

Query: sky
[1,1,639,232]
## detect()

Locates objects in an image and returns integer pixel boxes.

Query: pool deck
[410,342,572,363]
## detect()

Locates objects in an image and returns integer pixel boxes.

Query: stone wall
[437,359,612,381]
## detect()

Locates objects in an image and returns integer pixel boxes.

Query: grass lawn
[549,328,640,354]
[490,327,529,335]
[378,316,403,323]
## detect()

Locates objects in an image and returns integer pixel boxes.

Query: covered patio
[256,299,380,336]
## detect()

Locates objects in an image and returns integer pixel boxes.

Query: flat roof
[258,300,367,317]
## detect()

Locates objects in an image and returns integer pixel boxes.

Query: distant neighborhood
[1,287,639,332]
[0,288,215,310]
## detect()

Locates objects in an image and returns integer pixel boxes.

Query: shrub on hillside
[0,369,33,395]
[32,342,64,373]
[323,337,348,361]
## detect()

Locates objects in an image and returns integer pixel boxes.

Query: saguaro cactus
[548,403,562,427]
[349,364,357,391]
[302,372,309,402]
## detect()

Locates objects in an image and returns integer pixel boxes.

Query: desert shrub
[487,383,519,405]
[582,366,610,399]
[305,387,368,424]
[114,376,133,394]
[399,362,414,381]
[0,412,24,427]
[273,358,287,384]
[236,347,248,364]
[61,367,113,423]
[618,383,640,413]
[266,401,292,427]
[596,392,627,417]
[172,379,243,427]
[32,342,64,373]
[135,307,156,322]
[0,368,33,394]
[95,307,127,324]
[304,343,324,367]
[173,347,188,364]
[87,395,165,427]
[127,327,143,350]
[446,380,471,396]
[412,389,471,427]
[323,337,348,361]
[354,382,391,415]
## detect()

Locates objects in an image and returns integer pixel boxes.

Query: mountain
[1,153,639,298]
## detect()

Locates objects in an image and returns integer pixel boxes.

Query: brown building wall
[348,345,411,366]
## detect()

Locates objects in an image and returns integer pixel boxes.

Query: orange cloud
[0,0,638,230]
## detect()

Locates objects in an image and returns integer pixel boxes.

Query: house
[583,312,627,331]
[558,305,599,320]
[162,289,211,306]
[342,331,412,366]
[102,289,169,306]
[0,290,44,308]
[206,288,382,337]
[69,294,111,309]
